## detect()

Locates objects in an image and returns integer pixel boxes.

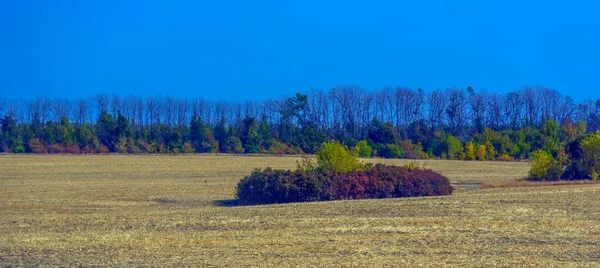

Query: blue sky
[1,0,599,101]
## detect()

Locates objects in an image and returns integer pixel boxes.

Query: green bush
[379,144,404,159]
[355,140,372,158]
[528,149,563,181]
[580,132,600,180]
[563,131,600,180]
[315,141,364,172]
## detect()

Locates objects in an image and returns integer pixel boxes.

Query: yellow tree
[465,141,476,160]
[476,144,486,161]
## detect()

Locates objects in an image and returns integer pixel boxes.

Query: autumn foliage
[236,164,453,205]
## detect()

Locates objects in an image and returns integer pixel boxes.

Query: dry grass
[1,155,599,267]
[482,179,600,189]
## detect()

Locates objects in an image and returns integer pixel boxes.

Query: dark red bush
[236,164,453,205]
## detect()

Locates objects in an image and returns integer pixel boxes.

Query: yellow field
[1,155,599,267]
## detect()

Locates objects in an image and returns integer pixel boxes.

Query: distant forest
[1,85,599,160]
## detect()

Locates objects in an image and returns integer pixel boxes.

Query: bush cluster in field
[236,165,453,205]
[236,141,453,205]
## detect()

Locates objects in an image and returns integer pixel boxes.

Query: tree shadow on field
[213,199,242,207]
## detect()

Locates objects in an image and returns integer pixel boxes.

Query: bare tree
[110,95,121,115]
[94,94,108,115]
[27,98,40,124]
[426,89,446,131]
[576,99,593,124]
[486,93,503,130]
[373,89,387,122]
[243,100,259,120]
[398,88,423,131]
[133,95,144,129]
[503,90,523,129]
[121,95,134,123]
[356,89,373,137]
[6,98,24,123]
[214,101,228,124]
[329,85,362,137]
[176,98,190,127]
[162,96,176,127]
[145,96,161,126]
[538,87,561,123]
[196,98,213,126]
[232,101,242,127]
[445,87,467,135]
[311,88,331,130]
[555,95,575,124]
[262,98,279,126]
[52,98,71,122]
[86,97,96,123]
[523,86,540,126]
[73,99,88,125]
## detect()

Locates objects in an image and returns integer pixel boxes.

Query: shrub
[401,140,423,159]
[498,154,512,161]
[268,140,303,155]
[580,132,600,180]
[355,140,372,158]
[46,144,64,154]
[379,144,404,159]
[98,145,110,154]
[63,144,81,154]
[562,132,600,180]
[28,138,45,154]
[236,168,322,204]
[183,142,195,154]
[315,141,364,172]
[236,164,453,205]
[528,149,563,181]
[136,139,155,153]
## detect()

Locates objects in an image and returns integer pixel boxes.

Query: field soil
[1,155,599,267]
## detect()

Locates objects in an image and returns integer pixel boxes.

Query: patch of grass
[482,179,600,189]
[1,155,599,267]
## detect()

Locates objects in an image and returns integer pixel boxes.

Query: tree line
[1,85,599,159]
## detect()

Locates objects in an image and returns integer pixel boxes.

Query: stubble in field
[1,155,599,267]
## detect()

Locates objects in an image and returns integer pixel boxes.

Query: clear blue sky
[1,0,599,101]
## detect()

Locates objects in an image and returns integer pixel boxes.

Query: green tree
[240,117,261,154]
[56,117,74,146]
[355,140,372,158]
[445,134,463,159]
[580,131,600,180]
[213,120,228,152]
[484,140,495,160]
[368,119,398,145]
[541,120,561,155]
[96,111,117,151]
[116,111,133,139]
[294,124,327,154]
[190,112,217,153]
[222,135,244,154]
[259,116,273,150]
